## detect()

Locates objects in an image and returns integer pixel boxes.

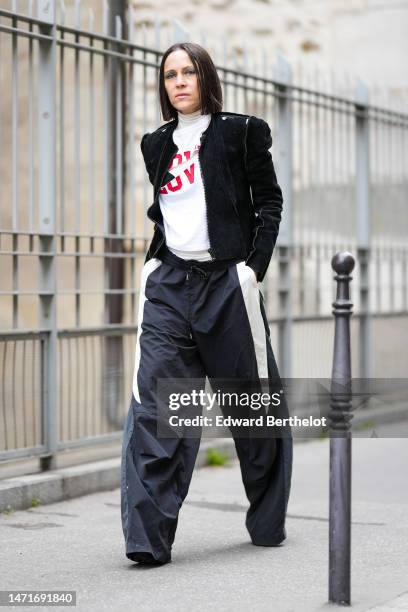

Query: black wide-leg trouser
[121,247,293,563]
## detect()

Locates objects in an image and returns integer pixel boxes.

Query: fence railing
[1,2,407,469]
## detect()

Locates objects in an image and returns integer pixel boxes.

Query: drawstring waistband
[189,264,209,279]
[158,244,244,276]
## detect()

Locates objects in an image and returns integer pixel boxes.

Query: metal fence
[1,1,407,469]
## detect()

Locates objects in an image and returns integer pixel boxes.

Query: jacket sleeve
[140,132,155,186]
[244,116,283,283]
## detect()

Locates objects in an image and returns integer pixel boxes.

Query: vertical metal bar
[374,107,381,201]
[386,93,392,186]
[298,82,305,244]
[233,59,238,111]
[59,335,64,442]
[390,247,395,310]
[128,11,136,322]
[115,15,123,236]
[103,0,110,236]
[325,72,332,189]
[315,243,321,314]
[74,242,80,328]
[84,335,89,436]
[89,8,96,235]
[104,1,127,432]
[381,91,387,187]
[75,335,80,439]
[74,1,81,327]
[315,67,321,187]
[128,6,136,238]
[100,333,105,434]
[306,70,313,192]
[400,105,405,183]
[12,234,18,328]
[67,336,72,440]
[32,338,37,444]
[337,95,343,189]
[312,69,318,189]
[0,23,2,228]
[11,10,19,231]
[22,339,28,447]
[242,72,248,115]
[154,50,161,127]
[28,1,35,232]
[398,246,402,310]
[130,239,135,321]
[142,33,148,239]
[355,80,371,379]
[37,0,57,471]
[59,0,66,238]
[12,339,17,448]
[404,111,408,188]
[1,342,8,451]
[330,77,336,189]
[402,250,407,312]
[91,334,97,436]
[74,0,81,233]
[378,243,383,311]
[222,65,228,111]
[274,54,293,377]
[299,245,304,315]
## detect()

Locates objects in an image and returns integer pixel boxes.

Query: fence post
[37,0,57,471]
[274,54,293,378]
[328,251,355,605]
[355,80,371,379]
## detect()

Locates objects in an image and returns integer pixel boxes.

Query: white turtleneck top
[158,108,212,260]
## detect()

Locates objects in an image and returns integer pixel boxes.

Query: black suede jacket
[140,110,283,283]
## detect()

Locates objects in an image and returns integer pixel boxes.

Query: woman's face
[163,49,201,114]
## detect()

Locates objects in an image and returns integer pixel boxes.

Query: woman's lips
[176,94,189,98]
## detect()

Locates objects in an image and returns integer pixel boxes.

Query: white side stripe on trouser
[236,261,269,381]
[132,258,162,403]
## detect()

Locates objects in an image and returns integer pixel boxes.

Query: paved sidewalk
[2,401,407,515]
[1,428,407,611]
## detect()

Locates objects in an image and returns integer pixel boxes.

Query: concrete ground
[1,422,407,612]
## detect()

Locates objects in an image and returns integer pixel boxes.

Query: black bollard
[328,251,355,606]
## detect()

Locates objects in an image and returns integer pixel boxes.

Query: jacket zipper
[199,132,216,260]
[246,208,264,263]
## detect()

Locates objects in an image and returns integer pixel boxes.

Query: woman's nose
[175,73,186,86]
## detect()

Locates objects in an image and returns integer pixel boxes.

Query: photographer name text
[168,415,327,428]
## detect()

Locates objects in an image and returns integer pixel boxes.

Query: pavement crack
[184,500,386,525]
[28,510,78,518]
[3,522,63,530]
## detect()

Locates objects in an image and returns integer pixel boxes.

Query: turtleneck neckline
[177,108,211,128]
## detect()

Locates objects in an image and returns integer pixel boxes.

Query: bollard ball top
[331,251,355,274]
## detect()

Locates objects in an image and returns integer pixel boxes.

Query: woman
[121,42,293,566]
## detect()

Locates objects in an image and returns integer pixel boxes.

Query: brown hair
[158,42,223,121]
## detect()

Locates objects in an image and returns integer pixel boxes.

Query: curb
[0,439,236,514]
[1,403,407,514]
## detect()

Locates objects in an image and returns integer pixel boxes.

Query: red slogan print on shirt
[160,144,201,194]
